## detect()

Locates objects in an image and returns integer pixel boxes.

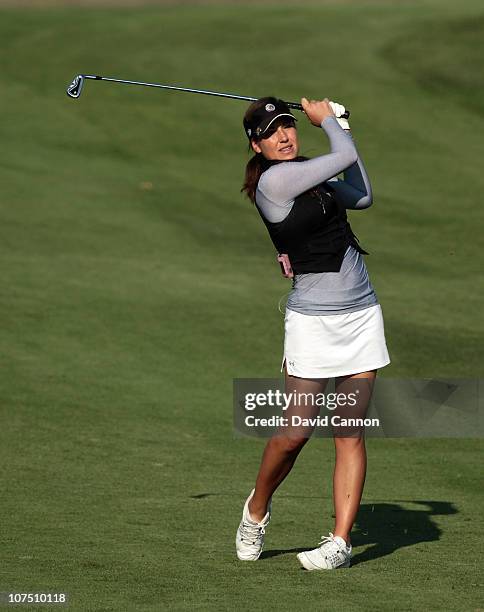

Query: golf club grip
[286,101,350,119]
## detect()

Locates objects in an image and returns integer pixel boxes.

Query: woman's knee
[274,434,309,454]
[334,435,366,451]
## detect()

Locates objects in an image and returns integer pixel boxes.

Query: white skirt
[281,304,391,378]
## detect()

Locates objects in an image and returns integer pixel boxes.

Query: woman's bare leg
[332,370,377,545]
[248,364,328,522]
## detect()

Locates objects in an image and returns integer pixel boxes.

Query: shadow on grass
[350,500,457,566]
[260,500,457,564]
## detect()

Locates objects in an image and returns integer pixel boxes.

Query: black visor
[243,97,297,140]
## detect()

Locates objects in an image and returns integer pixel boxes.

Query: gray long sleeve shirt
[255,116,379,315]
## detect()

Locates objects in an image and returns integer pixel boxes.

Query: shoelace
[317,533,336,548]
[239,520,266,545]
[317,532,347,566]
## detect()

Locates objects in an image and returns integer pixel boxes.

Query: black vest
[255,160,368,274]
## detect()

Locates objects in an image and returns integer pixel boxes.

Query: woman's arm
[328,133,373,209]
[257,116,358,207]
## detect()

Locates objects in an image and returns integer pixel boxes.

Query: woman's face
[251,119,299,161]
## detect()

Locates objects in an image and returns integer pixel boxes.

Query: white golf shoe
[235,489,272,561]
[297,532,352,570]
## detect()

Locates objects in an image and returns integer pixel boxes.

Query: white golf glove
[329,101,350,130]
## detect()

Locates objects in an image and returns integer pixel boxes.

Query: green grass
[0,1,483,610]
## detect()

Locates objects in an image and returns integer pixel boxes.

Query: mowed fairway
[1,1,483,610]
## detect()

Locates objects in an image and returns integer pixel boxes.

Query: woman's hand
[300,97,335,127]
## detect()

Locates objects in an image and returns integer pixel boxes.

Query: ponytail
[241,153,265,204]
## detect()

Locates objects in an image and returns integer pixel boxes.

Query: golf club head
[66,74,84,99]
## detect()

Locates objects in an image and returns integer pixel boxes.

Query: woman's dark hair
[241,98,272,204]
[241,151,266,204]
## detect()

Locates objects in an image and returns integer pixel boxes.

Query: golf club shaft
[66,74,350,117]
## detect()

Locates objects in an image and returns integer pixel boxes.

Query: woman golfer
[236,96,390,570]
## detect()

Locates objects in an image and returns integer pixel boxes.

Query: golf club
[66,74,350,118]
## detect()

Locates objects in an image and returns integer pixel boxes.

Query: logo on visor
[265,103,276,112]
